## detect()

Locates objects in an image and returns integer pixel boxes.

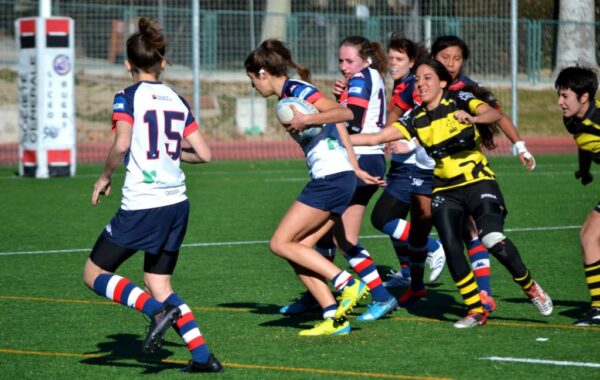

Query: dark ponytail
[126,17,166,77]
[244,39,311,82]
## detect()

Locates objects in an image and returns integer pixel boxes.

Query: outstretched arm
[92,120,132,205]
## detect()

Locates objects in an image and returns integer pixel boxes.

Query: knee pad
[481,232,505,250]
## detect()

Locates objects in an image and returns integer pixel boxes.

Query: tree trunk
[555,0,597,71]
[260,0,291,43]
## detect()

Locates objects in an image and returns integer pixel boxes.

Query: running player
[83,18,222,373]
[397,59,552,327]
[371,34,446,294]
[280,36,399,322]
[555,66,600,326]
[431,35,536,312]
[245,39,385,335]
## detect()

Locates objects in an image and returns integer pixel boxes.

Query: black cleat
[181,353,224,373]
[142,304,182,354]
[574,307,600,326]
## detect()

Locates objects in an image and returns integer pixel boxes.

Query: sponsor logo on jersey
[458,91,475,101]
[348,86,362,94]
[112,102,125,110]
[152,94,172,101]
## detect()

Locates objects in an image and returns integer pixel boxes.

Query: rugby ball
[275,97,323,140]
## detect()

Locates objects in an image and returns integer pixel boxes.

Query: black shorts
[89,235,180,275]
[431,180,507,218]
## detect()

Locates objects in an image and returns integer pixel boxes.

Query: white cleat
[426,243,446,282]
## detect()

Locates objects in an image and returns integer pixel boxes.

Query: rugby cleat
[574,307,600,326]
[453,310,488,328]
[298,317,350,336]
[383,270,411,288]
[279,292,320,315]
[426,242,446,282]
[181,353,224,373]
[398,287,427,308]
[356,296,399,321]
[334,280,369,319]
[142,303,182,354]
[479,290,497,313]
[524,281,553,316]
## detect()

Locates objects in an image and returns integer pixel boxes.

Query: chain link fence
[0,1,597,163]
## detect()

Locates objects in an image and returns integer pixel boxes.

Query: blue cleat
[279,292,319,315]
[356,296,399,321]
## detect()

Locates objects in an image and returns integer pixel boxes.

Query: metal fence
[0,0,597,163]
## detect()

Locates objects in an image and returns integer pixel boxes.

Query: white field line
[481,356,600,368]
[0,224,580,257]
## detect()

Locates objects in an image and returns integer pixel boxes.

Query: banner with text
[16,17,76,178]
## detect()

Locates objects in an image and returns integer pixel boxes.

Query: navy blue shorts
[351,154,386,206]
[102,200,190,255]
[297,171,357,215]
[385,161,433,202]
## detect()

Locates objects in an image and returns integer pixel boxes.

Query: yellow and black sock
[513,270,533,291]
[455,271,484,314]
[584,260,600,308]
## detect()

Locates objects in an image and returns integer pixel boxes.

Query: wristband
[513,140,527,155]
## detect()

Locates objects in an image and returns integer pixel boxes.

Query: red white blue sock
[382,219,411,241]
[322,304,337,319]
[165,293,210,364]
[92,273,162,317]
[332,270,355,291]
[467,238,492,296]
[345,244,391,302]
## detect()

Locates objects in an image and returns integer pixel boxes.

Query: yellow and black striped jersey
[564,99,600,155]
[393,90,495,192]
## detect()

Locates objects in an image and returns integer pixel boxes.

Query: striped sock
[345,244,391,302]
[513,270,534,291]
[467,238,493,296]
[382,219,411,241]
[322,304,337,319]
[165,293,210,364]
[408,244,428,290]
[332,270,355,291]
[92,273,162,317]
[455,271,485,314]
[585,260,600,308]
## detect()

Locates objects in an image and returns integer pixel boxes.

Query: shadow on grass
[80,333,183,374]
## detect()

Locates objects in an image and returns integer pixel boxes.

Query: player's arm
[350,124,404,146]
[286,97,353,133]
[92,120,132,205]
[454,102,501,125]
[575,148,594,185]
[495,111,536,171]
[181,129,211,164]
[336,122,385,187]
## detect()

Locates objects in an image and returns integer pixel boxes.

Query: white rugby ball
[276,97,323,140]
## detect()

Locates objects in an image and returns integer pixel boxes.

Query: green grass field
[0,154,598,379]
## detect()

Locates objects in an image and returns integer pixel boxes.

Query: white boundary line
[481,356,600,368]
[0,225,581,257]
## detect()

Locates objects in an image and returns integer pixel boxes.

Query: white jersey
[112,81,198,210]
[280,78,353,179]
[341,66,386,155]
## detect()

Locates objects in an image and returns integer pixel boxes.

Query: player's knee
[480,232,505,250]
[370,207,387,232]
